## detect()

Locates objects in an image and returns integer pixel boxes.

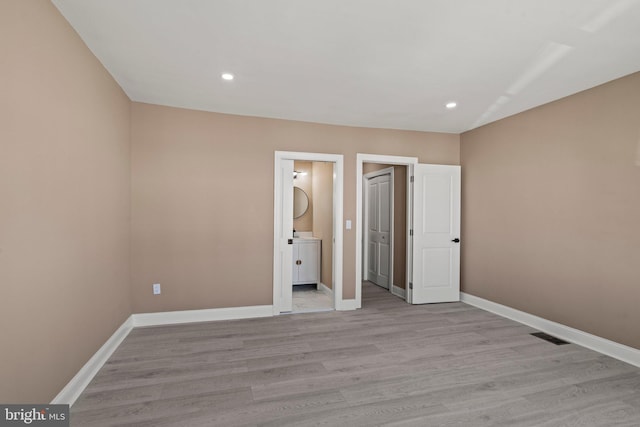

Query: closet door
[366,174,391,288]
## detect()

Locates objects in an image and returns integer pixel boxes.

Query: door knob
[452,238,460,243]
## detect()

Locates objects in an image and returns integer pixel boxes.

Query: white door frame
[273,151,344,314]
[356,154,418,308]
[363,167,394,289]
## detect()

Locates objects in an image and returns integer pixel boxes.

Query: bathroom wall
[362,163,407,289]
[293,160,313,232]
[312,162,334,289]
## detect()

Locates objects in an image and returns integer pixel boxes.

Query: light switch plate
[346,220,352,230]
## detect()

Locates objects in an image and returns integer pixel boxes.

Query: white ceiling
[52,0,640,133]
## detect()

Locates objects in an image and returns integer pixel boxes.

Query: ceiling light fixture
[446,102,457,109]
[293,170,308,179]
[221,73,234,81]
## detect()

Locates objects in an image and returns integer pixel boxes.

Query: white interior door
[410,164,461,304]
[366,178,378,283]
[366,174,391,288]
[276,159,294,312]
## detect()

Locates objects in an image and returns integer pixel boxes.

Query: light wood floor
[71,283,640,426]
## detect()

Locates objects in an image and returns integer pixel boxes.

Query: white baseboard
[318,282,333,297]
[315,282,354,311]
[51,315,134,406]
[336,299,358,311]
[461,292,640,368]
[132,305,274,327]
[391,285,406,299]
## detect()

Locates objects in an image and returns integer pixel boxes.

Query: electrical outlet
[152,283,161,295]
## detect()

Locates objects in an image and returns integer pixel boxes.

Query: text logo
[0,405,69,426]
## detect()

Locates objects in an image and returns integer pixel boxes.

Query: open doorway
[291,160,334,313]
[363,163,408,301]
[273,151,344,314]
[356,154,462,308]
[356,154,418,308]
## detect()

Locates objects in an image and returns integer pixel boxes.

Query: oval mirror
[293,187,309,218]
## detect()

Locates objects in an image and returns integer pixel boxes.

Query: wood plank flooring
[71,283,640,426]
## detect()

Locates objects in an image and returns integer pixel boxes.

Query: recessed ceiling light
[221,73,234,81]
[446,102,457,109]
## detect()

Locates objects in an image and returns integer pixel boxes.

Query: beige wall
[131,102,459,312]
[293,161,313,231]
[461,72,640,350]
[0,0,132,403]
[312,162,334,288]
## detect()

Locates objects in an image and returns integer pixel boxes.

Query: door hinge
[409,282,413,289]
[409,229,413,236]
[410,176,414,183]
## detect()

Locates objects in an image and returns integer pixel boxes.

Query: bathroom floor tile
[292,287,333,313]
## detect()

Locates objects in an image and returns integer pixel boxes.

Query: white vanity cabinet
[292,238,321,286]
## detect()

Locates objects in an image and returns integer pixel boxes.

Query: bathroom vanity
[292,237,321,286]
